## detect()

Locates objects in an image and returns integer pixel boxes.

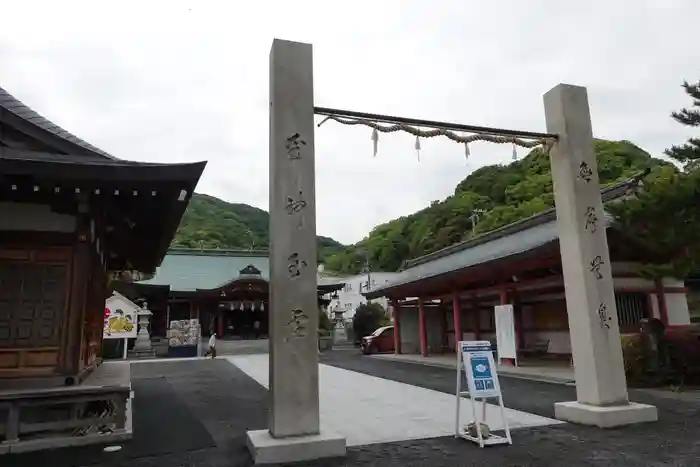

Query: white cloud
[0,0,697,244]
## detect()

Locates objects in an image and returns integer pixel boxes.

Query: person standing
[253,319,261,339]
[205,332,217,358]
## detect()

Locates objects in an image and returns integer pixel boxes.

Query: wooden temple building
[365,175,693,358]
[0,85,206,452]
[115,248,345,344]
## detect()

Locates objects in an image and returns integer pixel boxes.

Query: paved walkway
[3,350,699,466]
[370,352,576,384]
[226,354,559,447]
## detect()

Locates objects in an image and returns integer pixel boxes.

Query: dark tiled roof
[0,85,116,160]
[365,174,644,299]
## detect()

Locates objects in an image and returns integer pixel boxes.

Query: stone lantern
[129,300,156,359]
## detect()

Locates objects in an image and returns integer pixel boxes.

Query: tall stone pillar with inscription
[544,84,657,427]
[245,39,346,464]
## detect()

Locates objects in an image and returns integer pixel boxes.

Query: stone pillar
[544,83,657,427]
[246,39,345,464]
[418,298,428,356]
[451,293,462,353]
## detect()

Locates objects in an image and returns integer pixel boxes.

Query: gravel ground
[4,353,700,467]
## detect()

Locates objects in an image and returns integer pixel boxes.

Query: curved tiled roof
[0,85,116,160]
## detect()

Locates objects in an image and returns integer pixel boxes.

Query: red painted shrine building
[0,85,205,450]
[365,175,692,357]
[115,248,345,343]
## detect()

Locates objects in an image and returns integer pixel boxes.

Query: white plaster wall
[326,272,401,321]
[0,202,76,232]
[649,277,690,325]
[662,278,686,288]
[665,293,691,325]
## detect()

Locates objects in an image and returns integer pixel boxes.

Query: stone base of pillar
[245,429,346,464]
[127,348,156,359]
[554,401,657,428]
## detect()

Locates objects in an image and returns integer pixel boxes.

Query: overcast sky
[0,0,697,244]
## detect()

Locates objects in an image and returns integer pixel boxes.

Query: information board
[494,304,517,364]
[455,340,512,447]
[104,292,138,340]
[460,341,501,398]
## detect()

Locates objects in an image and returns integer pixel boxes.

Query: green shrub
[352,302,389,342]
[665,325,700,385]
[621,333,646,384]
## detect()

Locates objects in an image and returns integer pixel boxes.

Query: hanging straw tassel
[415,135,421,161]
[512,143,518,161]
[371,127,379,157]
[464,141,470,161]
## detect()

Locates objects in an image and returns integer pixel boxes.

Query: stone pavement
[227,354,559,446]
[207,337,270,355]
[2,351,699,467]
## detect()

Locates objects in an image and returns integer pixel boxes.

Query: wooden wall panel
[529,299,569,331]
[0,244,72,378]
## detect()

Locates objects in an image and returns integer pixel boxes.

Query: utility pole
[358,248,372,302]
[469,209,487,236]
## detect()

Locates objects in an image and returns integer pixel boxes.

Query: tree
[352,303,390,341]
[170,193,345,261]
[324,139,669,274]
[608,94,700,279]
[665,80,700,172]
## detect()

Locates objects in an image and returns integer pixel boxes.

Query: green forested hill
[171,194,346,259]
[323,139,672,274]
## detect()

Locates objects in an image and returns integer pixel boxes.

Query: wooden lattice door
[0,259,68,349]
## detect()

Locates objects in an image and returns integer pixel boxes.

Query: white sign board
[455,341,511,447]
[461,341,501,398]
[494,304,517,364]
[103,292,138,340]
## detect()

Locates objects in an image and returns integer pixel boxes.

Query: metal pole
[123,338,128,359]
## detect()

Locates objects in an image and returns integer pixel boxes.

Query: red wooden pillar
[452,293,462,353]
[511,290,525,351]
[654,279,669,325]
[499,286,508,306]
[392,302,402,354]
[440,306,449,353]
[418,298,428,357]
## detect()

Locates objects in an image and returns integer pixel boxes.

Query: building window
[615,292,649,331]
